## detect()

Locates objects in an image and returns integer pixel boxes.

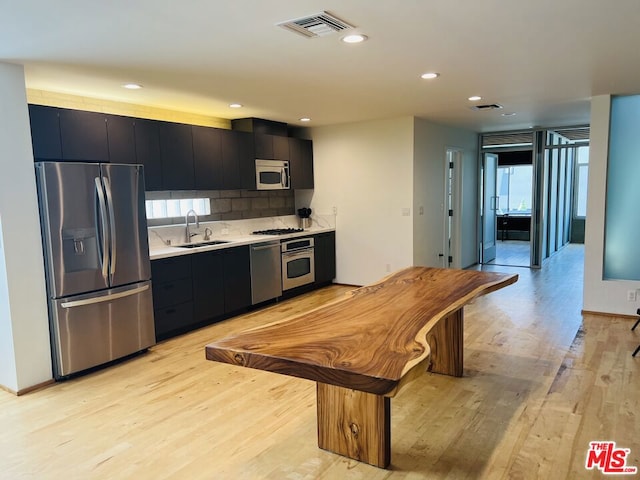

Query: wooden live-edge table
[205,267,518,468]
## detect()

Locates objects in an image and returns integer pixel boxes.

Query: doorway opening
[479,127,589,268]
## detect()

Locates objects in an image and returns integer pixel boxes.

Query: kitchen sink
[176,240,230,248]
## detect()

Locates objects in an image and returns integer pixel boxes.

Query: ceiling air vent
[471,103,503,111]
[277,11,355,38]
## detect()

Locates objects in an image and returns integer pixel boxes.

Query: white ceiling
[2,0,639,132]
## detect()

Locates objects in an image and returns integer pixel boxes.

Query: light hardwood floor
[1,244,639,479]
[486,240,531,268]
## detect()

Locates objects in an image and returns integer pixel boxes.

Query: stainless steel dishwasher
[250,240,282,305]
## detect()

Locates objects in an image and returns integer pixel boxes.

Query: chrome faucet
[185,209,199,243]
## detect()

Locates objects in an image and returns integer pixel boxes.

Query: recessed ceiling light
[122,83,142,90]
[229,103,243,108]
[468,96,482,101]
[420,72,440,80]
[300,117,311,122]
[501,112,517,117]
[341,34,368,44]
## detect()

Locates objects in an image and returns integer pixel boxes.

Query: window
[574,146,589,218]
[145,198,211,219]
[497,165,532,214]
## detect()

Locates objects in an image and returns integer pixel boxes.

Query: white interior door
[482,153,498,263]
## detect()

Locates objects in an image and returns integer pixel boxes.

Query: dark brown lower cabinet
[222,246,252,313]
[154,301,195,340]
[314,232,336,285]
[151,255,194,340]
[151,234,333,340]
[191,250,225,322]
[152,246,252,339]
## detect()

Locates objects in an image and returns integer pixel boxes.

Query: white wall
[0,63,52,392]
[460,142,479,268]
[583,95,640,314]
[0,215,17,389]
[413,118,478,269]
[309,117,415,286]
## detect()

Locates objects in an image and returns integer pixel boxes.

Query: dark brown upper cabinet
[134,119,163,191]
[254,133,290,160]
[158,121,194,190]
[232,117,290,161]
[28,107,304,192]
[106,114,136,164]
[221,129,255,190]
[59,109,109,162]
[192,125,224,190]
[289,137,314,189]
[28,104,62,160]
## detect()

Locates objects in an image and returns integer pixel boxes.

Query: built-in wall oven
[281,237,315,290]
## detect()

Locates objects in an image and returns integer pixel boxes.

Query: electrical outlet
[386,263,391,272]
[419,206,424,215]
[333,206,337,215]
[221,228,229,235]
[627,290,637,302]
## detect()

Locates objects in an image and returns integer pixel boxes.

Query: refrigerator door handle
[60,284,150,308]
[102,176,117,277]
[94,177,109,280]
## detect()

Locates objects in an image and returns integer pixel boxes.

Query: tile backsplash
[147,213,335,249]
[145,189,295,226]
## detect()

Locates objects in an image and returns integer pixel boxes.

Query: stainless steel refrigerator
[35,162,155,379]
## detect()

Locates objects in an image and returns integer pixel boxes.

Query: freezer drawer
[50,281,155,378]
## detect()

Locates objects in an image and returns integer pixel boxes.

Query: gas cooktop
[252,228,304,235]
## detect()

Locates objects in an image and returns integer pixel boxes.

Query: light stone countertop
[149,226,335,260]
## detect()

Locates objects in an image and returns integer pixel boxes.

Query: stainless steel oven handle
[282,247,314,257]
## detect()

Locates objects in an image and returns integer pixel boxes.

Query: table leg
[316,383,391,468]
[426,308,464,377]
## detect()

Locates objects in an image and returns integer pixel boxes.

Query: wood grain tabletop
[205,267,518,395]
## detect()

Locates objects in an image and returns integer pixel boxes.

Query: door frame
[478,132,544,269]
[443,148,463,268]
[480,152,498,264]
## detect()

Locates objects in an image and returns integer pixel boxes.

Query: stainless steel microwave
[255,159,290,190]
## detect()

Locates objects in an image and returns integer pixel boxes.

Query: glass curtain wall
[542,131,576,259]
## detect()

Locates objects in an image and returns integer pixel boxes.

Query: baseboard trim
[581,310,638,320]
[0,379,54,396]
